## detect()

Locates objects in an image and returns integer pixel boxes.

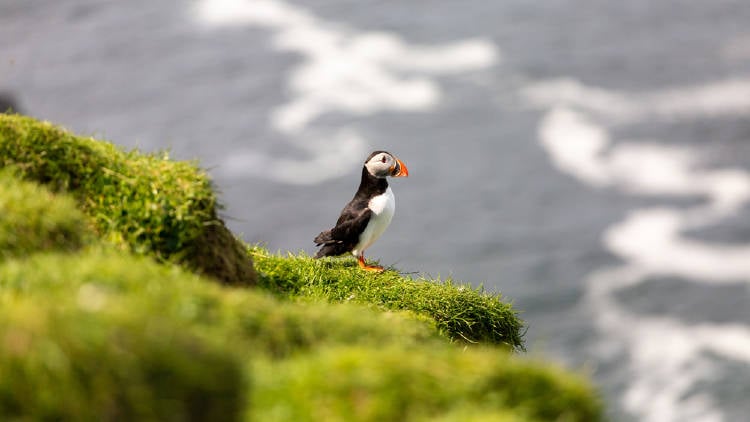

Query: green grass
[0,114,255,285]
[419,406,528,422]
[0,251,601,422]
[251,247,524,350]
[0,291,244,421]
[0,251,446,360]
[0,114,604,421]
[0,251,440,421]
[0,168,90,259]
[251,345,600,422]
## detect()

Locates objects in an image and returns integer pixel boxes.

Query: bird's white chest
[368,187,395,217]
[352,187,395,256]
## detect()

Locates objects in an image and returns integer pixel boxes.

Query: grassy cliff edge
[0,114,255,286]
[0,114,602,421]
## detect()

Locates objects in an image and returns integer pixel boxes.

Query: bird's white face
[364,152,409,179]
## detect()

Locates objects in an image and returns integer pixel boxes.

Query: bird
[314,150,409,272]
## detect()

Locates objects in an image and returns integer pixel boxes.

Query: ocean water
[2,1,749,420]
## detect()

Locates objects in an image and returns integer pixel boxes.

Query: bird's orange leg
[358,255,383,272]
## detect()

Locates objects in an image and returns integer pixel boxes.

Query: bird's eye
[381,156,387,163]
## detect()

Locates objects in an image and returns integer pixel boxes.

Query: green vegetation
[0,168,90,259]
[251,346,600,422]
[0,250,600,422]
[252,248,524,350]
[0,114,255,286]
[0,251,445,360]
[0,297,244,421]
[0,115,603,421]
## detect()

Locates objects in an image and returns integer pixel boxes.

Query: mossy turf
[251,248,524,350]
[0,251,445,360]
[0,169,90,259]
[0,114,603,421]
[0,114,255,285]
[0,251,601,422]
[252,346,601,422]
[0,298,244,421]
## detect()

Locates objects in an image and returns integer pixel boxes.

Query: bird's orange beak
[391,158,409,177]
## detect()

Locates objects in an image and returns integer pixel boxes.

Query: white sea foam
[539,106,750,211]
[538,107,612,186]
[193,0,498,184]
[523,76,750,124]
[605,209,750,281]
[219,129,368,185]
[529,78,750,422]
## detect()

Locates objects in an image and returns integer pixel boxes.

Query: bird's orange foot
[358,255,384,273]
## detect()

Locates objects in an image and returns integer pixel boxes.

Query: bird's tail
[313,230,333,258]
[314,247,330,258]
[313,230,332,246]
[313,230,351,258]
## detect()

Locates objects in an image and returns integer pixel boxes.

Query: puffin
[314,151,409,272]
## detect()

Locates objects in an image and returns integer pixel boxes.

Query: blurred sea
[2,1,749,420]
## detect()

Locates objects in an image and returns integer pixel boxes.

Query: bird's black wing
[331,206,372,242]
[314,202,372,257]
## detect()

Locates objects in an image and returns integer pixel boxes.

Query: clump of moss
[0,168,90,259]
[0,251,444,359]
[251,345,601,422]
[421,407,528,422]
[251,247,524,350]
[0,298,244,422]
[0,114,255,285]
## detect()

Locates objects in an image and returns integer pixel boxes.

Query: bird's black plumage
[314,163,389,258]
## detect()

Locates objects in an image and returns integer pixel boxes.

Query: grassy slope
[0,114,255,286]
[0,115,603,421]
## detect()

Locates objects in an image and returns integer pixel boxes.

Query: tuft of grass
[0,298,244,422]
[251,247,525,350]
[0,168,90,259]
[0,114,255,285]
[251,345,602,422]
[418,407,529,422]
[0,251,445,360]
